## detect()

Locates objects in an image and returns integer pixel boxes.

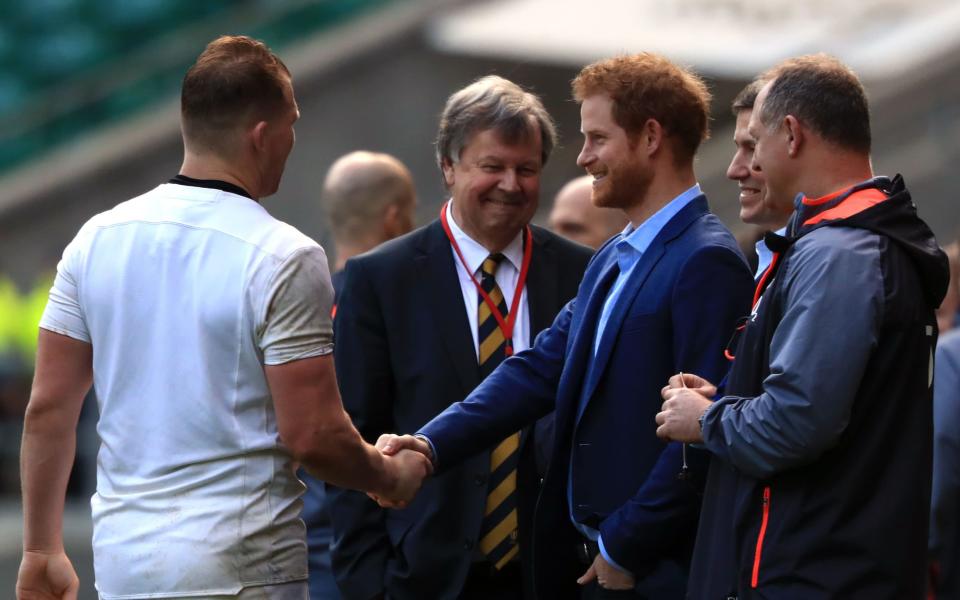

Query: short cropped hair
[731,79,765,115]
[324,152,414,244]
[572,53,711,162]
[759,54,871,153]
[181,35,291,153]
[435,75,558,170]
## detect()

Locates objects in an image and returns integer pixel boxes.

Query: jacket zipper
[751,485,771,588]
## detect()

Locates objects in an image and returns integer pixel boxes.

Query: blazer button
[463,538,474,550]
[474,474,487,486]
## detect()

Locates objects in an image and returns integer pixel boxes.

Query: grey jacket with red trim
[688,175,949,599]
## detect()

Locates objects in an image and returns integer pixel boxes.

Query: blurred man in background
[16,35,428,600]
[323,150,418,288]
[658,54,949,599]
[933,315,960,600]
[936,241,959,334]
[300,149,417,599]
[327,75,591,600]
[725,79,793,278]
[548,175,626,250]
[931,234,960,599]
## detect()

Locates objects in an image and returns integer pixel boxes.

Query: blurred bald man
[548,175,627,249]
[325,150,417,278]
[302,150,417,599]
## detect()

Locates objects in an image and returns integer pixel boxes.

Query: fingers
[375,449,432,509]
[576,562,597,585]
[654,409,667,426]
[396,448,433,477]
[377,434,432,462]
[376,433,403,455]
[666,373,716,395]
[655,421,671,441]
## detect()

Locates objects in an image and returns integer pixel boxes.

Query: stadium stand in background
[0,0,399,175]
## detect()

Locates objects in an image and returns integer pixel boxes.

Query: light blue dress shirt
[753,226,787,280]
[572,183,702,573]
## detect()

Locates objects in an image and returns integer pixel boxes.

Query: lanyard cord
[439,201,533,355]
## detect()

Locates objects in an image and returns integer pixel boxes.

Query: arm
[266,355,427,498]
[17,329,90,600]
[702,230,883,478]
[261,248,428,500]
[418,298,575,472]
[601,244,754,574]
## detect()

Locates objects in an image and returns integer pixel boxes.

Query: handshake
[369,434,435,509]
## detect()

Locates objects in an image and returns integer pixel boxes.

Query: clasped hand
[368,434,434,508]
[655,372,716,443]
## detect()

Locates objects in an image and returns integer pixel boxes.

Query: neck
[334,238,380,272]
[623,165,696,228]
[449,201,521,254]
[180,152,259,200]
[796,150,874,200]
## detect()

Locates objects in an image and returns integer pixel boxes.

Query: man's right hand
[375,433,433,461]
[374,448,432,509]
[662,372,717,397]
[16,550,79,600]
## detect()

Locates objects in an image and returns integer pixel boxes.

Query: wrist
[413,434,436,465]
[697,402,712,434]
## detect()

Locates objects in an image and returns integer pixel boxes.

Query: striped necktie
[476,253,520,569]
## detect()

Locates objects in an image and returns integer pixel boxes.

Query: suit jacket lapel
[417,220,479,396]
[578,196,710,414]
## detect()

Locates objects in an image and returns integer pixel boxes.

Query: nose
[499,168,520,193]
[576,140,592,169]
[726,152,747,181]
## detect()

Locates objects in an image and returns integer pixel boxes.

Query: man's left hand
[577,552,635,590]
[16,550,79,600]
[655,387,712,443]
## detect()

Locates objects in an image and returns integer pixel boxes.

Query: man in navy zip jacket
[657,54,950,599]
[377,53,753,599]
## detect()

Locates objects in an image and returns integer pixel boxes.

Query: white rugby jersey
[40,182,334,598]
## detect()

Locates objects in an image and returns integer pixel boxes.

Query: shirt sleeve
[703,228,883,479]
[260,246,335,365]
[39,232,91,343]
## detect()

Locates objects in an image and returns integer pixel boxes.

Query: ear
[382,203,401,236]
[641,118,663,157]
[441,157,456,187]
[250,120,269,154]
[783,115,804,158]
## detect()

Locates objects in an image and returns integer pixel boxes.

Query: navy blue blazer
[420,195,754,599]
[327,219,591,600]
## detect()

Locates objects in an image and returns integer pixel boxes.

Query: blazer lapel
[577,196,710,416]
[560,251,620,425]
[417,220,479,396]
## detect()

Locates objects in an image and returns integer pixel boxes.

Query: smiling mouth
[485,194,524,206]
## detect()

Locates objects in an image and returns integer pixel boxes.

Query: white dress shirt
[445,201,530,357]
